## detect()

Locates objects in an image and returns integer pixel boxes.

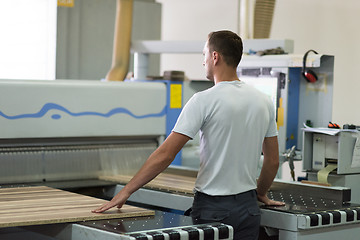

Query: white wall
[157,0,239,79]
[271,0,360,127]
[158,0,360,126]
[0,0,57,80]
[56,0,161,80]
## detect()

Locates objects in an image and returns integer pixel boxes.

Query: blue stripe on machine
[0,103,166,120]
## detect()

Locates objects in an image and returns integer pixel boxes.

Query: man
[93,30,284,239]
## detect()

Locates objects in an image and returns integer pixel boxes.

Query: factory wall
[157,0,360,127]
[1,1,357,125]
[270,0,360,128]
[56,0,161,80]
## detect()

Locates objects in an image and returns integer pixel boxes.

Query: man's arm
[257,136,285,206]
[93,132,191,213]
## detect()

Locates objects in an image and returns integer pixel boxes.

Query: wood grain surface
[0,186,154,228]
[100,173,196,195]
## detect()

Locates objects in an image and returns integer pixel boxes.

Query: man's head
[203,30,243,81]
[207,30,243,68]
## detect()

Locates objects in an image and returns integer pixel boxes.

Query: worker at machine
[93,30,284,239]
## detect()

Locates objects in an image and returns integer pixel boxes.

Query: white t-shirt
[172,80,278,196]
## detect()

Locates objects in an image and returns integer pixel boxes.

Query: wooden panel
[0,186,154,228]
[100,173,196,195]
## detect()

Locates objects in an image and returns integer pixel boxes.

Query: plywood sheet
[100,173,196,195]
[0,186,154,228]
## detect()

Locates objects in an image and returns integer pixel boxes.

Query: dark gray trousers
[190,190,260,240]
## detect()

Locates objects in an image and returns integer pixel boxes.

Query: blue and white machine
[2,40,360,240]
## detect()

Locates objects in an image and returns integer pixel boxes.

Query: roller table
[102,173,360,240]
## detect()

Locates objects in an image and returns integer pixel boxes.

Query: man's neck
[213,72,239,85]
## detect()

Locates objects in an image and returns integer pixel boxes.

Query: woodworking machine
[2,50,360,240]
[0,79,232,240]
[110,171,360,240]
[236,51,360,239]
[302,128,360,202]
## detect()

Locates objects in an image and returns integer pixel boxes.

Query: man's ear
[213,51,220,65]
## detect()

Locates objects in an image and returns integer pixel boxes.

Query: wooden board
[0,186,154,228]
[100,173,196,195]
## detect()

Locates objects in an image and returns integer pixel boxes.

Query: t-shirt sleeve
[265,98,278,137]
[172,94,204,139]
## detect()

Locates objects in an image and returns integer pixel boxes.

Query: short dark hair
[208,30,243,68]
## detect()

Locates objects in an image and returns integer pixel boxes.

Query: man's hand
[257,193,285,206]
[92,191,130,213]
[92,132,190,214]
